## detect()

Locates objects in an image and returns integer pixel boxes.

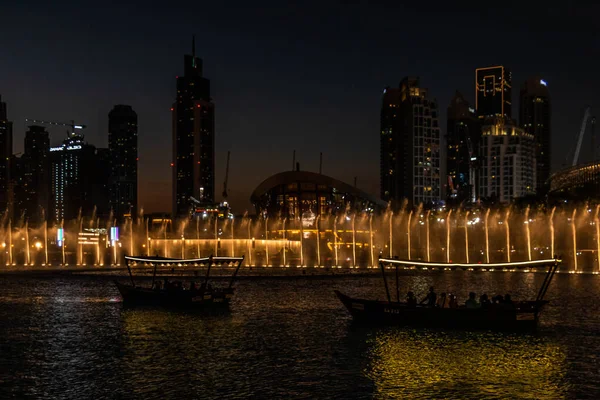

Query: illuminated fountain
[1,203,600,273]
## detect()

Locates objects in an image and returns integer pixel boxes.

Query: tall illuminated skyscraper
[0,95,13,215]
[475,66,512,119]
[109,105,138,221]
[520,77,551,194]
[172,37,215,219]
[380,77,441,206]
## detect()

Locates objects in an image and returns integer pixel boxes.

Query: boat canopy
[378,257,560,304]
[379,258,561,270]
[124,255,244,266]
[122,255,245,289]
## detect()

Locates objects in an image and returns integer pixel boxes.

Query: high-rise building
[22,126,50,223]
[520,77,551,194]
[108,105,138,221]
[0,95,13,216]
[446,91,480,204]
[475,66,512,119]
[478,117,536,203]
[172,38,215,219]
[50,134,109,223]
[380,77,441,206]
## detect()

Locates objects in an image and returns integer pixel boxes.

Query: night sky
[1,1,598,213]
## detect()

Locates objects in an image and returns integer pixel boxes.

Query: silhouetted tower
[172,36,215,219]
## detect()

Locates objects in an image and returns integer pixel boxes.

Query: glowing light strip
[124,256,244,263]
[378,258,560,269]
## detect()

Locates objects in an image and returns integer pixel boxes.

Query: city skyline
[1,2,599,213]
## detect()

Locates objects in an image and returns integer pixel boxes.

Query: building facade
[475,66,512,119]
[22,125,50,223]
[0,95,13,216]
[446,91,480,204]
[50,134,109,223]
[520,77,551,194]
[478,117,536,202]
[251,170,387,218]
[380,77,441,206]
[108,105,138,221]
[172,40,215,219]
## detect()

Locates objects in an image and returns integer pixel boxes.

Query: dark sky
[1,1,598,213]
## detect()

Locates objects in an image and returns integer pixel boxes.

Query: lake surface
[0,271,599,399]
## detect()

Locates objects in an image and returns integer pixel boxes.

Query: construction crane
[24,118,86,136]
[572,106,591,166]
[222,151,231,200]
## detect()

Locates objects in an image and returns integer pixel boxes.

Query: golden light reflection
[366,329,567,399]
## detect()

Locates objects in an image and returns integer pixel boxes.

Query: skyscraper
[22,125,50,223]
[475,66,512,119]
[478,117,536,202]
[108,105,138,221]
[0,95,13,216]
[446,91,480,204]
[50,134,108,223]
[520,77,551,194]
[380,77,441,206]
[172,38,215,219]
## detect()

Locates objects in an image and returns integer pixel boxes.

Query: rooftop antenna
[292,150,296,171]
[354,176,357,188]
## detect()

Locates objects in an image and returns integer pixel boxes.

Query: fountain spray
[550,206,556,257]
[485,208,490,263]
[283,218,287,267]
[265,217,269,267]
[571,209,577,271]
[505,209,511,263]
[352,214,356,267]
[464,211,469,264]
[389,211,393,258]
[44,220,48,266]
[25,221,30,265]
[446,210,452,263]
[316,215,321,267]
[369,214,374,268]
[596,205,600,273]
[334,217,338,267]
[525,206,531,261]
[407,210,413,260]
[426,210,431,262]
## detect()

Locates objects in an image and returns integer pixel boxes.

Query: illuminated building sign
[110,227,119,242]
[57,228,64,247]
[49,145,83,152]
[540,79,547,86]
[78,231,100,245]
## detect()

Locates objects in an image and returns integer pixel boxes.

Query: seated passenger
[448,294,458,309]
[503,294,513,304]
[420,286,437,307]
[436,292,447,308]
[479,293,490,308]
[406,291,417,307]
[492,295,504,304]
[465,292,479,308]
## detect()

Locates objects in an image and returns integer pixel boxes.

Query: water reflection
[365,328,568,399]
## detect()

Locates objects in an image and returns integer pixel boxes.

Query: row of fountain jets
[1,204,599,272]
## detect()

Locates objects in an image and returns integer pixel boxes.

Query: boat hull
[115,281,233,310]
[335,290,545,330]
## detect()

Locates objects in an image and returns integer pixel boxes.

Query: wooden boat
[114,255,244,309]
[335,258,560,330]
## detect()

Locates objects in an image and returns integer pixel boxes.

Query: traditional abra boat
[114,255,245,309]
[335,258,560,330]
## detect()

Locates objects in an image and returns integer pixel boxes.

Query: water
[0,272,599,399]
